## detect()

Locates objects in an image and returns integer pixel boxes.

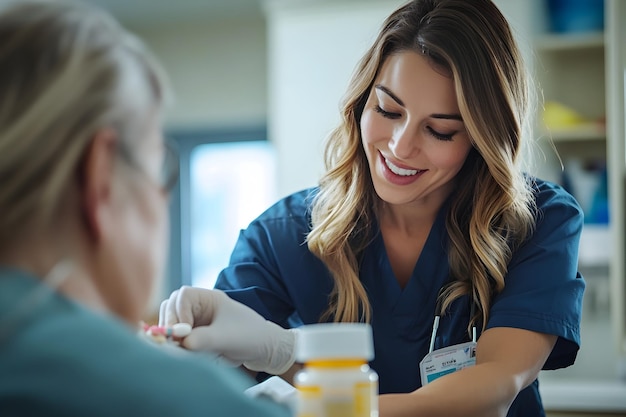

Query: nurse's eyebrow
[431,113,463,121]
[375,84,463,121]
[375,84,404,107]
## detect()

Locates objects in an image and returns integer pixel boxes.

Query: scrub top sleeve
[487,182,585,370]
[215,222,294,326]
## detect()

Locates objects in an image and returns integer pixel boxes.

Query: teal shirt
[0,268,291,417]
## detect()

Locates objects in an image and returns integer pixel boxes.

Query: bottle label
[296,381,376,417]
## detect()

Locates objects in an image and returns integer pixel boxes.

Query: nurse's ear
[79,128,119,244]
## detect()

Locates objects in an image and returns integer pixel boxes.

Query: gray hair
[0,0,169,249]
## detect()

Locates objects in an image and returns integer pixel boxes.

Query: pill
[170,322,192,337]
[147,323,192,338]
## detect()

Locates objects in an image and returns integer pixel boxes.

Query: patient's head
[0,0,174,323]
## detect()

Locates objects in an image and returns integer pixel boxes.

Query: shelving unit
[533,24,608,236]
[531,3,626,409]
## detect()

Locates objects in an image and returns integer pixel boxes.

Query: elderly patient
[0,1,290,416]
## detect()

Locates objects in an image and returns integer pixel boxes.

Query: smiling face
[360,51,473,212]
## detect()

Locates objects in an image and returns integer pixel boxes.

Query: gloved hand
[159,286,297,375]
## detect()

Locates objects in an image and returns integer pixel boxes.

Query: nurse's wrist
[243,325,299,375]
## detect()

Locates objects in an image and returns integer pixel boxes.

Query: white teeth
[385,158,419,176]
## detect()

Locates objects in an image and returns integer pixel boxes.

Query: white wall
[129,17,268,130]
[264,0,405,198]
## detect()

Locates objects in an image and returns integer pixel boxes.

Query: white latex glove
[159,286,297,375]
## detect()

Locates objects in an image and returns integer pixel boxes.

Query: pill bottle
[294,323,378,417]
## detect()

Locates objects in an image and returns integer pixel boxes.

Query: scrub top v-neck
[359,200,452,393]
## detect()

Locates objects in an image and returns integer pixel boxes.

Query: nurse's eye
[374,105,401,120]
[427,126,456,141]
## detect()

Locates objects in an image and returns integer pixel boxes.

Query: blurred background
[85,0,626,415]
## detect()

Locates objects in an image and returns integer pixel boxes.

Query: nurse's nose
[389,125,420,160]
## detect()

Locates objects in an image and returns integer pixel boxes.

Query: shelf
[542,124,606,142]
[535,31,604,51]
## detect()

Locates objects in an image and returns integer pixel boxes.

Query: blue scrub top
[215,177,585,417]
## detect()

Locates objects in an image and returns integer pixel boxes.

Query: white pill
[171,322,192,337]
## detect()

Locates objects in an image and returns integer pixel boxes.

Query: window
[165,128,276,293]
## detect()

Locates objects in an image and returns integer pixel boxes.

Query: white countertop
[539,379,626,413]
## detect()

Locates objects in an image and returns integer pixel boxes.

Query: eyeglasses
[160,140,180,192]
[118,140,180,193]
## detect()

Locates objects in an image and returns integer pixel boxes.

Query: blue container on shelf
[547,0,604,33]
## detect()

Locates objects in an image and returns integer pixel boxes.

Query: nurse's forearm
[378,362,523,417]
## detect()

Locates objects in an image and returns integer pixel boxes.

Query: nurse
[161,0,585,416]
[0,1,290,416]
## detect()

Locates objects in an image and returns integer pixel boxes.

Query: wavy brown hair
[307,0,536,331]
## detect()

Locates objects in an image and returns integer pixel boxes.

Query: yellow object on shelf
[541,101,606,141]
[543,101,588,130]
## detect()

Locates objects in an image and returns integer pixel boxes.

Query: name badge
[419,341,476,386]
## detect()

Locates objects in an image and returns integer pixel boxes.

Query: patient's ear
[80,129,118,243]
